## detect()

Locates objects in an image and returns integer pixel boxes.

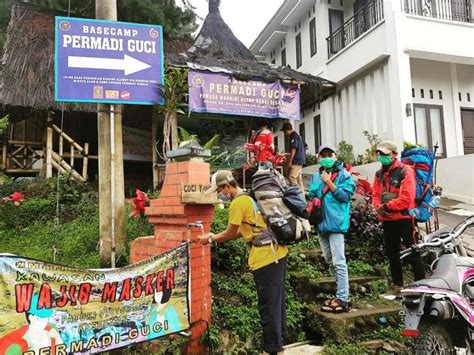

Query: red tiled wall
[130,161,214,354]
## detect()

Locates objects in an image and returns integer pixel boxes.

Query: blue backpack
[400,146,436,222]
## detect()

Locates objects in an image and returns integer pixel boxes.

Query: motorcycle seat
[411,254,460,292]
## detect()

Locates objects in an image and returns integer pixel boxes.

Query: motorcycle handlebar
[399,216,474,259]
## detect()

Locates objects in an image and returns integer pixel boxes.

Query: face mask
[378,156,393,166]
[217,193,231,202]
[320,157,336,169]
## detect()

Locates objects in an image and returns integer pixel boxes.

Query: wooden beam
[46,116,53,178]
[52,124,84,153]
[2,143,7,170]
[82,143,89,180]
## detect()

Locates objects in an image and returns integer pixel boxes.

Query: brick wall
[130,161,214,354]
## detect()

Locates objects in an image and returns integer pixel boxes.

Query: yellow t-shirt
[228,194,288,271]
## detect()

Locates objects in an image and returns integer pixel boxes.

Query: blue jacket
[308,162,355,234]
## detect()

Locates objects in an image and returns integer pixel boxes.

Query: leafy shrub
[337,141,355,165]
[346,198,385,265]
[305,153,318,167]
[347,260,374,276]
[355,130,382,165]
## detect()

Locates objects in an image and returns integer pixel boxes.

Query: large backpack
[251,166,311,245]
[400,146,436,222]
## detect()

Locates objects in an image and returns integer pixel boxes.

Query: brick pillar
[130,161,214,354]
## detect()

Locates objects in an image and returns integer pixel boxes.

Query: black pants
[383,219,425,286]
[252,257,287,353]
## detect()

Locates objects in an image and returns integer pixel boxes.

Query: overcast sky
[182,0,284,47]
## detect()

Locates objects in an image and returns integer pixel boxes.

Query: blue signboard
[55,17,164,105]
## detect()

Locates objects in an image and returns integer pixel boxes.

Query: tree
[0,0,198,49]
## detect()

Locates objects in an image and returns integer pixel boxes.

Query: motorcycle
[398,216,474,354]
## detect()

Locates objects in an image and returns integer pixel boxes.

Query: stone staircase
[290,247,403,346]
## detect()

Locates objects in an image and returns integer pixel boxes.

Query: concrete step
[306,302,401,343]
[290,273,382,303]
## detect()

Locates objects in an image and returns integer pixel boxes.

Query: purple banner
[55,17,164,105]
[188,71,300,120]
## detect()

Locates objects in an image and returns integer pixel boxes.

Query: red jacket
[372,158,416,221]
[250,130,275,162]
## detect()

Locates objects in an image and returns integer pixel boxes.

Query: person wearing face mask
[308,145,355,313]
[198,170,288,355]
[372,140,425,296]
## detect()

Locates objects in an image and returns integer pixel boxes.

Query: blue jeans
[318,233,349,303]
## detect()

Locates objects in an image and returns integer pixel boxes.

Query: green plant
[0,114,8,134]
[323,344,367,355]
[305,153,318,166]
[337,140,355,165]
[347,260,374,276]
[357,130,383,165]
[155,66,189,157]
[177,126,220,150]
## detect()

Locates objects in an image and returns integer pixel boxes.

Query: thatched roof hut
[1,2,95,113]
[167,0,336,109]
[0,1,193,115]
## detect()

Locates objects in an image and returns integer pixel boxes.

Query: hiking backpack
[400,146,437,222]
[251,166,311,245]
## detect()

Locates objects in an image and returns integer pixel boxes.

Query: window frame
[309,18,317,56]
[313,115,321,153]
[413,104,447,158]
[281,48,287,67]
[295,33,302,69]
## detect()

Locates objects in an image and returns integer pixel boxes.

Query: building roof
[0,2,193,113]
[167,0,336,108]
[1,0,335,114]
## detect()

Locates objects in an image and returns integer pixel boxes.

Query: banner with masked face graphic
[0,244,189,354]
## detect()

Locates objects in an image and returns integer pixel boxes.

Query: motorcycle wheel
[414,321,453,354]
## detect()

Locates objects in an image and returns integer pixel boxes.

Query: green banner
[0,244,189,354]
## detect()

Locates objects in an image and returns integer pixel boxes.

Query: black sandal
[320,298,351,313]
[323,297,352,307]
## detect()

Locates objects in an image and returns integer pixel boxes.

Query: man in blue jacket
[308,144,355,313]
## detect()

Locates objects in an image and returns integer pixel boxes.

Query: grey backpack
[251,166,311,245]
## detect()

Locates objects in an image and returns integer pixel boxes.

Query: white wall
[436,154,474,204]
[321,61,394,156]
[403,16,474,65]
[411,60,474,157]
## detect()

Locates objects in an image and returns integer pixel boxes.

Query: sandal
[323,297,352,307]
[320,298,351,313]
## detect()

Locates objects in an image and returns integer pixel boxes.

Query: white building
[250,0,474,159]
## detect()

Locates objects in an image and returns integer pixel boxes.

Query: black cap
[280,122,293,131]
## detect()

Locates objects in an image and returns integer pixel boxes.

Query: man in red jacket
[372,140,425,295]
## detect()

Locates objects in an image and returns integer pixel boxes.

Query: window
[328,9,344,54]
[281,48,286,67]
[299,122,306,144]
[295,33,302,68]
[414,104,446,157]
[309,18,317,56]
[313,115,321,152]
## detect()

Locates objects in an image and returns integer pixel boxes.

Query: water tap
[187,221,203,229]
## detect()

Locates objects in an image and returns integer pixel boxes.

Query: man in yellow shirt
[199,170,288,354]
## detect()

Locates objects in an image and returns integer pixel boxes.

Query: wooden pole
[96,0,125,268]
[152,109,159,190]
[82,143,89,180]
[2,143,6,170]
[46,115,53,178]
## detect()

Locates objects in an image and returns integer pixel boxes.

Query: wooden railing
[326,0,384,59]
[403,0,472,23]
[2,140,43,174]
[46,123,89,182]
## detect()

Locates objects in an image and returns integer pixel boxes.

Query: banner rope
[52,1,71,263]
